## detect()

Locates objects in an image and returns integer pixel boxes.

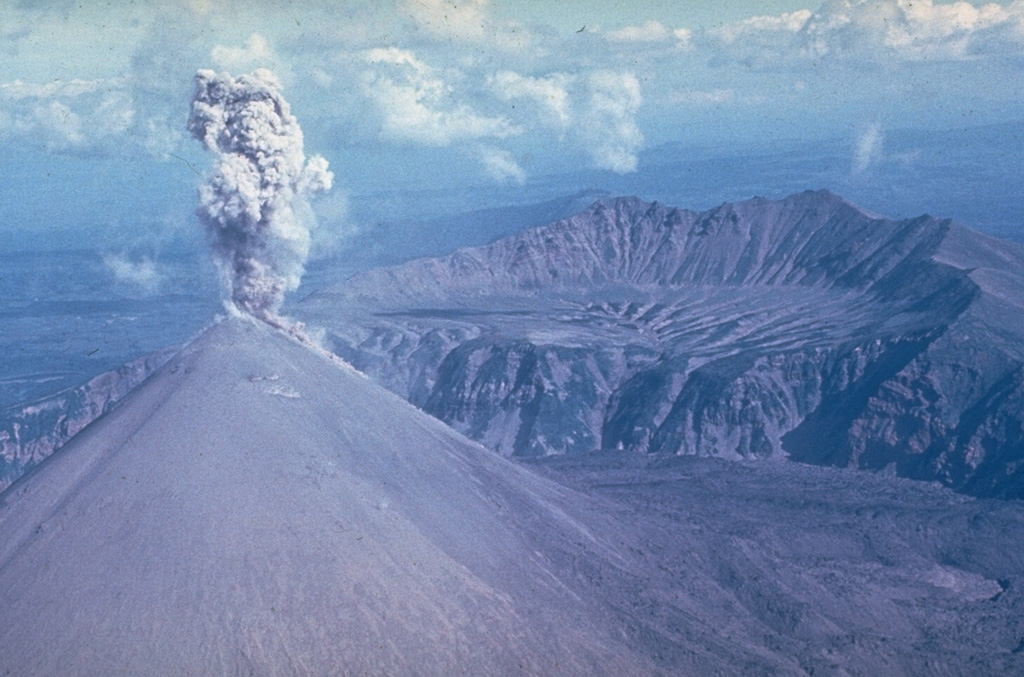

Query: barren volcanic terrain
[299,190,1024,498]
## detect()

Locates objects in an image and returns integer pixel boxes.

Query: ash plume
[188,68,332,326]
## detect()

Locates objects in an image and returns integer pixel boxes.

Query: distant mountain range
[298,189,1024,498]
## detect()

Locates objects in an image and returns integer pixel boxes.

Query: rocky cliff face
[298,190,1024,498]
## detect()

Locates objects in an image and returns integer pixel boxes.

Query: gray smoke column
[188,68,332,325]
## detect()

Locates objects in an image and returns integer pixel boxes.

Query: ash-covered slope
[298,190,1024,498]
[0,317,656,675]
[6,318,1024,675]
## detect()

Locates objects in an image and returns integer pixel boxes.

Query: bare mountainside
[298,190,1024,498]
[0,318,652,674]
[5,317,1024,674]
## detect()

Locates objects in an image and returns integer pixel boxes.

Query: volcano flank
[0,317,655,674]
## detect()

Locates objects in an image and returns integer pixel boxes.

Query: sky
[0,0,1022,253]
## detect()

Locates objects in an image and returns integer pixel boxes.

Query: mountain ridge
[319,190,965,299]
[299,189,1024,498]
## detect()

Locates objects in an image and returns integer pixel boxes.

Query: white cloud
[879,0,1022,58]
[364,47,429,70]
[0,78,113,100]
[673,28,694,50]
[852,122,885,175]
[702,10,814,68]
[713,10,812,43]
[403,0,531,50]
[490,70,572,127]
[406,0,488,41]
[211,33,274,68]
[361,48,519,146]
[669,88,736,105]
[210,33,293,80]
[490,68,644,173]
[0,77,134,151]
[476,146,525,184]
[578,71,644,173]
[34,100,85,149]
[103,254,163,294]
[606,20,671,43]
[311,68,333,88]
[720,0,1024,62]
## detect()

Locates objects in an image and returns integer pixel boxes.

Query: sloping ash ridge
[0,317,660,675]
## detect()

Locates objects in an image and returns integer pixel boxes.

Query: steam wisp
[188,68,332,326]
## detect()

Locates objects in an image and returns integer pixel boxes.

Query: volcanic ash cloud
[188,68,332,325]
